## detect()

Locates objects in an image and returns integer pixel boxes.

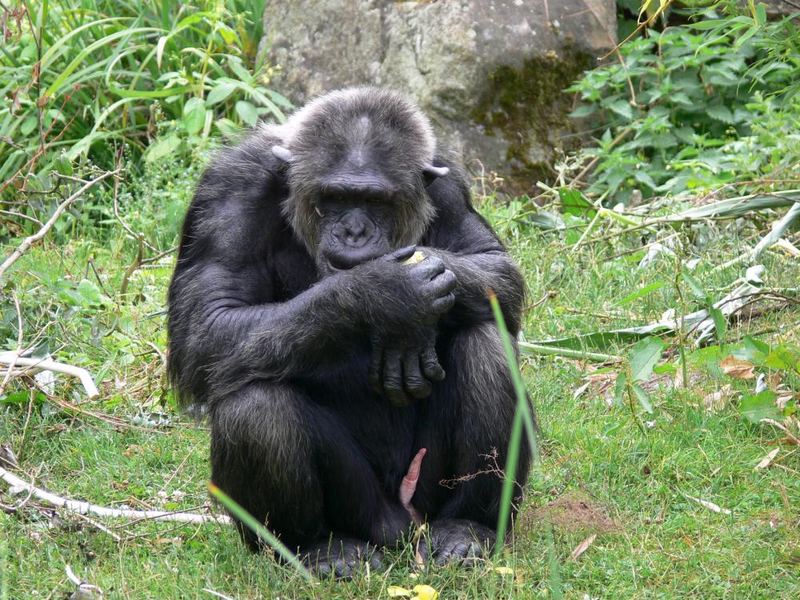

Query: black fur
[167,88,530,572]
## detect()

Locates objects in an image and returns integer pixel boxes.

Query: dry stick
[0,465,232,525]
[0,171,118,280]
[0,352,99,398]
[714,202,800,273]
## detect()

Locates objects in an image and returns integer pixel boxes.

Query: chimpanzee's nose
[345,220,366,238]
[340,214,370,245]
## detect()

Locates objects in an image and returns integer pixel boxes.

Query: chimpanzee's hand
[353,247,457,331]
[369,331,445,407]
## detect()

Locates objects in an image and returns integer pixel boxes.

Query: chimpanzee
[167,87,530,577]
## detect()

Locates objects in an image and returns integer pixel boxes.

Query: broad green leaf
[633,170,657,189]
[764,345,800,373]
[737,336,770,365]
[739,390,780,424]
[20,116,38,136]
[214,118,241,138]
[681,271,706,301]
[708,306,726,343]
[631,382,654,414]
[206,82,237,106]
[228,57,252,83]
[77,279,106,307]
[614,372,627,406]
[617,280,666,306]
[265,89,294,110]
[706,104,735,124]
[236,100,259,126]
[690,19,725,30]
[145,134,181,163]
[754,3,767,26]
[182,97,206,135]
[558,188,596,218]
[608,99,633,120]
[629,336,665,382]
[569,105,596,118]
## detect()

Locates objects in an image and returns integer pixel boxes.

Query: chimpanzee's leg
[209,381,411,576]
[413,322,532,564]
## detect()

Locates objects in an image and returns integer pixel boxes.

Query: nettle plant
[568,9,799,203]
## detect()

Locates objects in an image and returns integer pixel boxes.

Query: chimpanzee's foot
[300,537,383,579]
[417,519,494,567]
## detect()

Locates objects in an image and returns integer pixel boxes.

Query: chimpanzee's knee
[210,382,324,549]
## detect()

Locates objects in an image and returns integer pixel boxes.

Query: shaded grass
[1,177,800,598]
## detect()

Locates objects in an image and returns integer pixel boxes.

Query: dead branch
[0,351,99,398]
[0,170,118,280]
[0,465,232,525]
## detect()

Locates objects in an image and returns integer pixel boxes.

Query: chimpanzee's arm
[368,165,524,405]
[167,139,452,405]
[420,164,525,335]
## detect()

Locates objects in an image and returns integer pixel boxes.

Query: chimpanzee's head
[264,87,448,273]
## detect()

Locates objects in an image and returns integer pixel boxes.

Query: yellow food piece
[403,251,427,265]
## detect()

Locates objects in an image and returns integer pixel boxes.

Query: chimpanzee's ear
[272,145,293,162]
[423,163,449,187]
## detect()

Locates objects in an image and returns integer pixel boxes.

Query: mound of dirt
[523,491,619,534]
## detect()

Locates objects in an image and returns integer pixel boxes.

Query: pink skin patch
[399,448,426,524]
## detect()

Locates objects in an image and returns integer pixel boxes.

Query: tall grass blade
[208,482,313,582]
[489,291,539,555]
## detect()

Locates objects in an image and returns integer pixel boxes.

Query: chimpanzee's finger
[383,349,410,407]
[412,255,445,280]
[428,269,457,299]
[385,246,417,262]
[421,347,446,382]
[403,351,431,399]
[431,292,456,315]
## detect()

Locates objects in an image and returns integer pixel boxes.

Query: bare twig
[0,209,42,226]
[0,170,118,280]
[0,465,231,525]
[203,589,236,600]
[0,351,99,398]
[761,419,800,446]
[74,512,123,542]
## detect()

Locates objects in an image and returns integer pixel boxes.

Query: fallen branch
[0,170,118,280]
[0,351,99,398]
[519,341,622,363]
[0,465,231,525]
[714,200,800,272]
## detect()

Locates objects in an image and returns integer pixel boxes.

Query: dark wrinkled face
[279,90,440,275]
[315,188,397,272]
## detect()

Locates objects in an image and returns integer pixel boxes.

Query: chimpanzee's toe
[417,519,494,567]
[301,537,383,579]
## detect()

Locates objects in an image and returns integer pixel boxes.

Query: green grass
[1,168,800,598]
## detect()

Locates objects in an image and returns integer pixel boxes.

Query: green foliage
[568,5,800,202]
[0,0,288,195]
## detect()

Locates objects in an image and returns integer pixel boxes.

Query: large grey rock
[263,0,617,192]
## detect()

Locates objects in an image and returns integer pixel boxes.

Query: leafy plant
[0,0,289,198]
[567,4,800,203]
[614,336,666,421]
